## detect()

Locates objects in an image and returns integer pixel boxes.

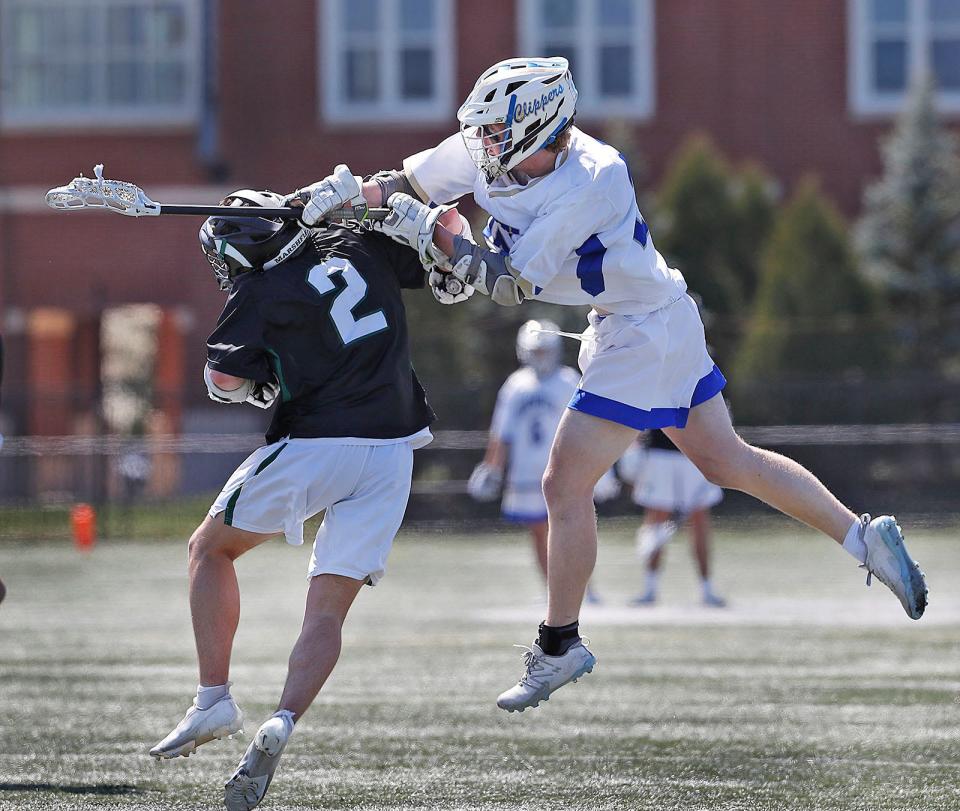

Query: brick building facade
[1,0,957,442]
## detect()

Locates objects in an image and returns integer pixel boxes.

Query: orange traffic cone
[71,503,96,552]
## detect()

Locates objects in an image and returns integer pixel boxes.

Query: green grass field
[1,518,958,811]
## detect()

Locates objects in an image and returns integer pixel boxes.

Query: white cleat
[149,695,244,760]
[496,641,596,713]
[224,710,295,811]
[859,514,928,620]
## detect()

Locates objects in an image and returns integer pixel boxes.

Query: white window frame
[517,0,655,120]
[849,0,960,116]
[0,0,202,130]
[320,0,454,125]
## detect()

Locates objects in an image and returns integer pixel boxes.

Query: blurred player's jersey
[207,225,435,445]
[404,127,687,314]
[490,365,579,520]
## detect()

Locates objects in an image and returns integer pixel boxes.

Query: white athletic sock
[196,682,230,710]
[643,570,660,597]
[841,517,868,565]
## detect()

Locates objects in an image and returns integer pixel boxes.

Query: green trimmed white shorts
[209,432,427,584]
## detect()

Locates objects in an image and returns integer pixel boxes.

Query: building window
[0,0,202,129]
[849,0,960,114]
[321,0,454,124]
[518,0,655,120]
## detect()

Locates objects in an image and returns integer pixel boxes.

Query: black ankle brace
[537,620,580,656]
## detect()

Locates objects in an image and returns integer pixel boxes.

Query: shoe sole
[877,517,928,620]
[500,656,597,713]
[224,740,283,811]
[150,723,244,760]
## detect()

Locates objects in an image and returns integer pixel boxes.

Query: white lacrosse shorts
[631,448,723,513]
[209,435,422,585]
[569,294,726,430]
[501,482,548,524]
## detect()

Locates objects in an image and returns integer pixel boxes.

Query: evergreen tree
[856,78,960,368]
[734,179,887,385]
[728,163,779,303]
[654,135,744,316]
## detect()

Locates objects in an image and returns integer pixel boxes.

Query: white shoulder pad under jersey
[403,133,477,205]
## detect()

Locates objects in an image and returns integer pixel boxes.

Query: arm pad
[369,170,419,205]
[204,364,253,404]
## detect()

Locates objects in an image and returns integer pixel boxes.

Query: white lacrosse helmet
[458,57,578,182]
[516,319,562,376]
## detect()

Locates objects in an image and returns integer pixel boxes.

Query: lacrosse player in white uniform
[295,56,928,713]
[619,430,725,607]
[469,319,612,602]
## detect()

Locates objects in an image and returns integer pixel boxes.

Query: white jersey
[404,127,687,314]
[489,365,579,492]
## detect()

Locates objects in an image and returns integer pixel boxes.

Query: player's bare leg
[277,573,364,718]
[225,573,364,811]
[631,509,671,606]
[689,509,725,606]
[666,393,926,617]
[665,395,853,540]
[497,409,636,712]
[544,409,638,626]
[688,510,710,580]
[150,516,274,759]
[189,515,275,685]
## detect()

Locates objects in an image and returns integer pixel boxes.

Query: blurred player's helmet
[200,189,309,290]
[517,319,562,377]
[458,57,578,182]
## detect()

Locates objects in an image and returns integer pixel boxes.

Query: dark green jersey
[206,225,435,444]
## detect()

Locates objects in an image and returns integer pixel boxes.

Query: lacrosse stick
[45,164,388,223]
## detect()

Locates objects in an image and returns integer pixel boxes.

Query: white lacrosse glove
[374,192,455,269]
[593,468,622,504]
[293,164,365,226]
[204,365,280,409]
[429,269,474,305]
[204,364,253,404]
[467,462,503,502]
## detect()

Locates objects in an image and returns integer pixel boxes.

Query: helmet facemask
[458,57,578,182]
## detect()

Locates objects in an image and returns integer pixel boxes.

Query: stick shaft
[158,204,388,220]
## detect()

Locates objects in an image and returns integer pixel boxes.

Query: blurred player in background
[469,319,611,603]
[148,188,455,811]
[619,430,725,607]
[295,56,928,714]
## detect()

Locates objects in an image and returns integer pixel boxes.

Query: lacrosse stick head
[45,164,161,217]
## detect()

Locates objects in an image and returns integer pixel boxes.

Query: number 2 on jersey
[307,257,388,345]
